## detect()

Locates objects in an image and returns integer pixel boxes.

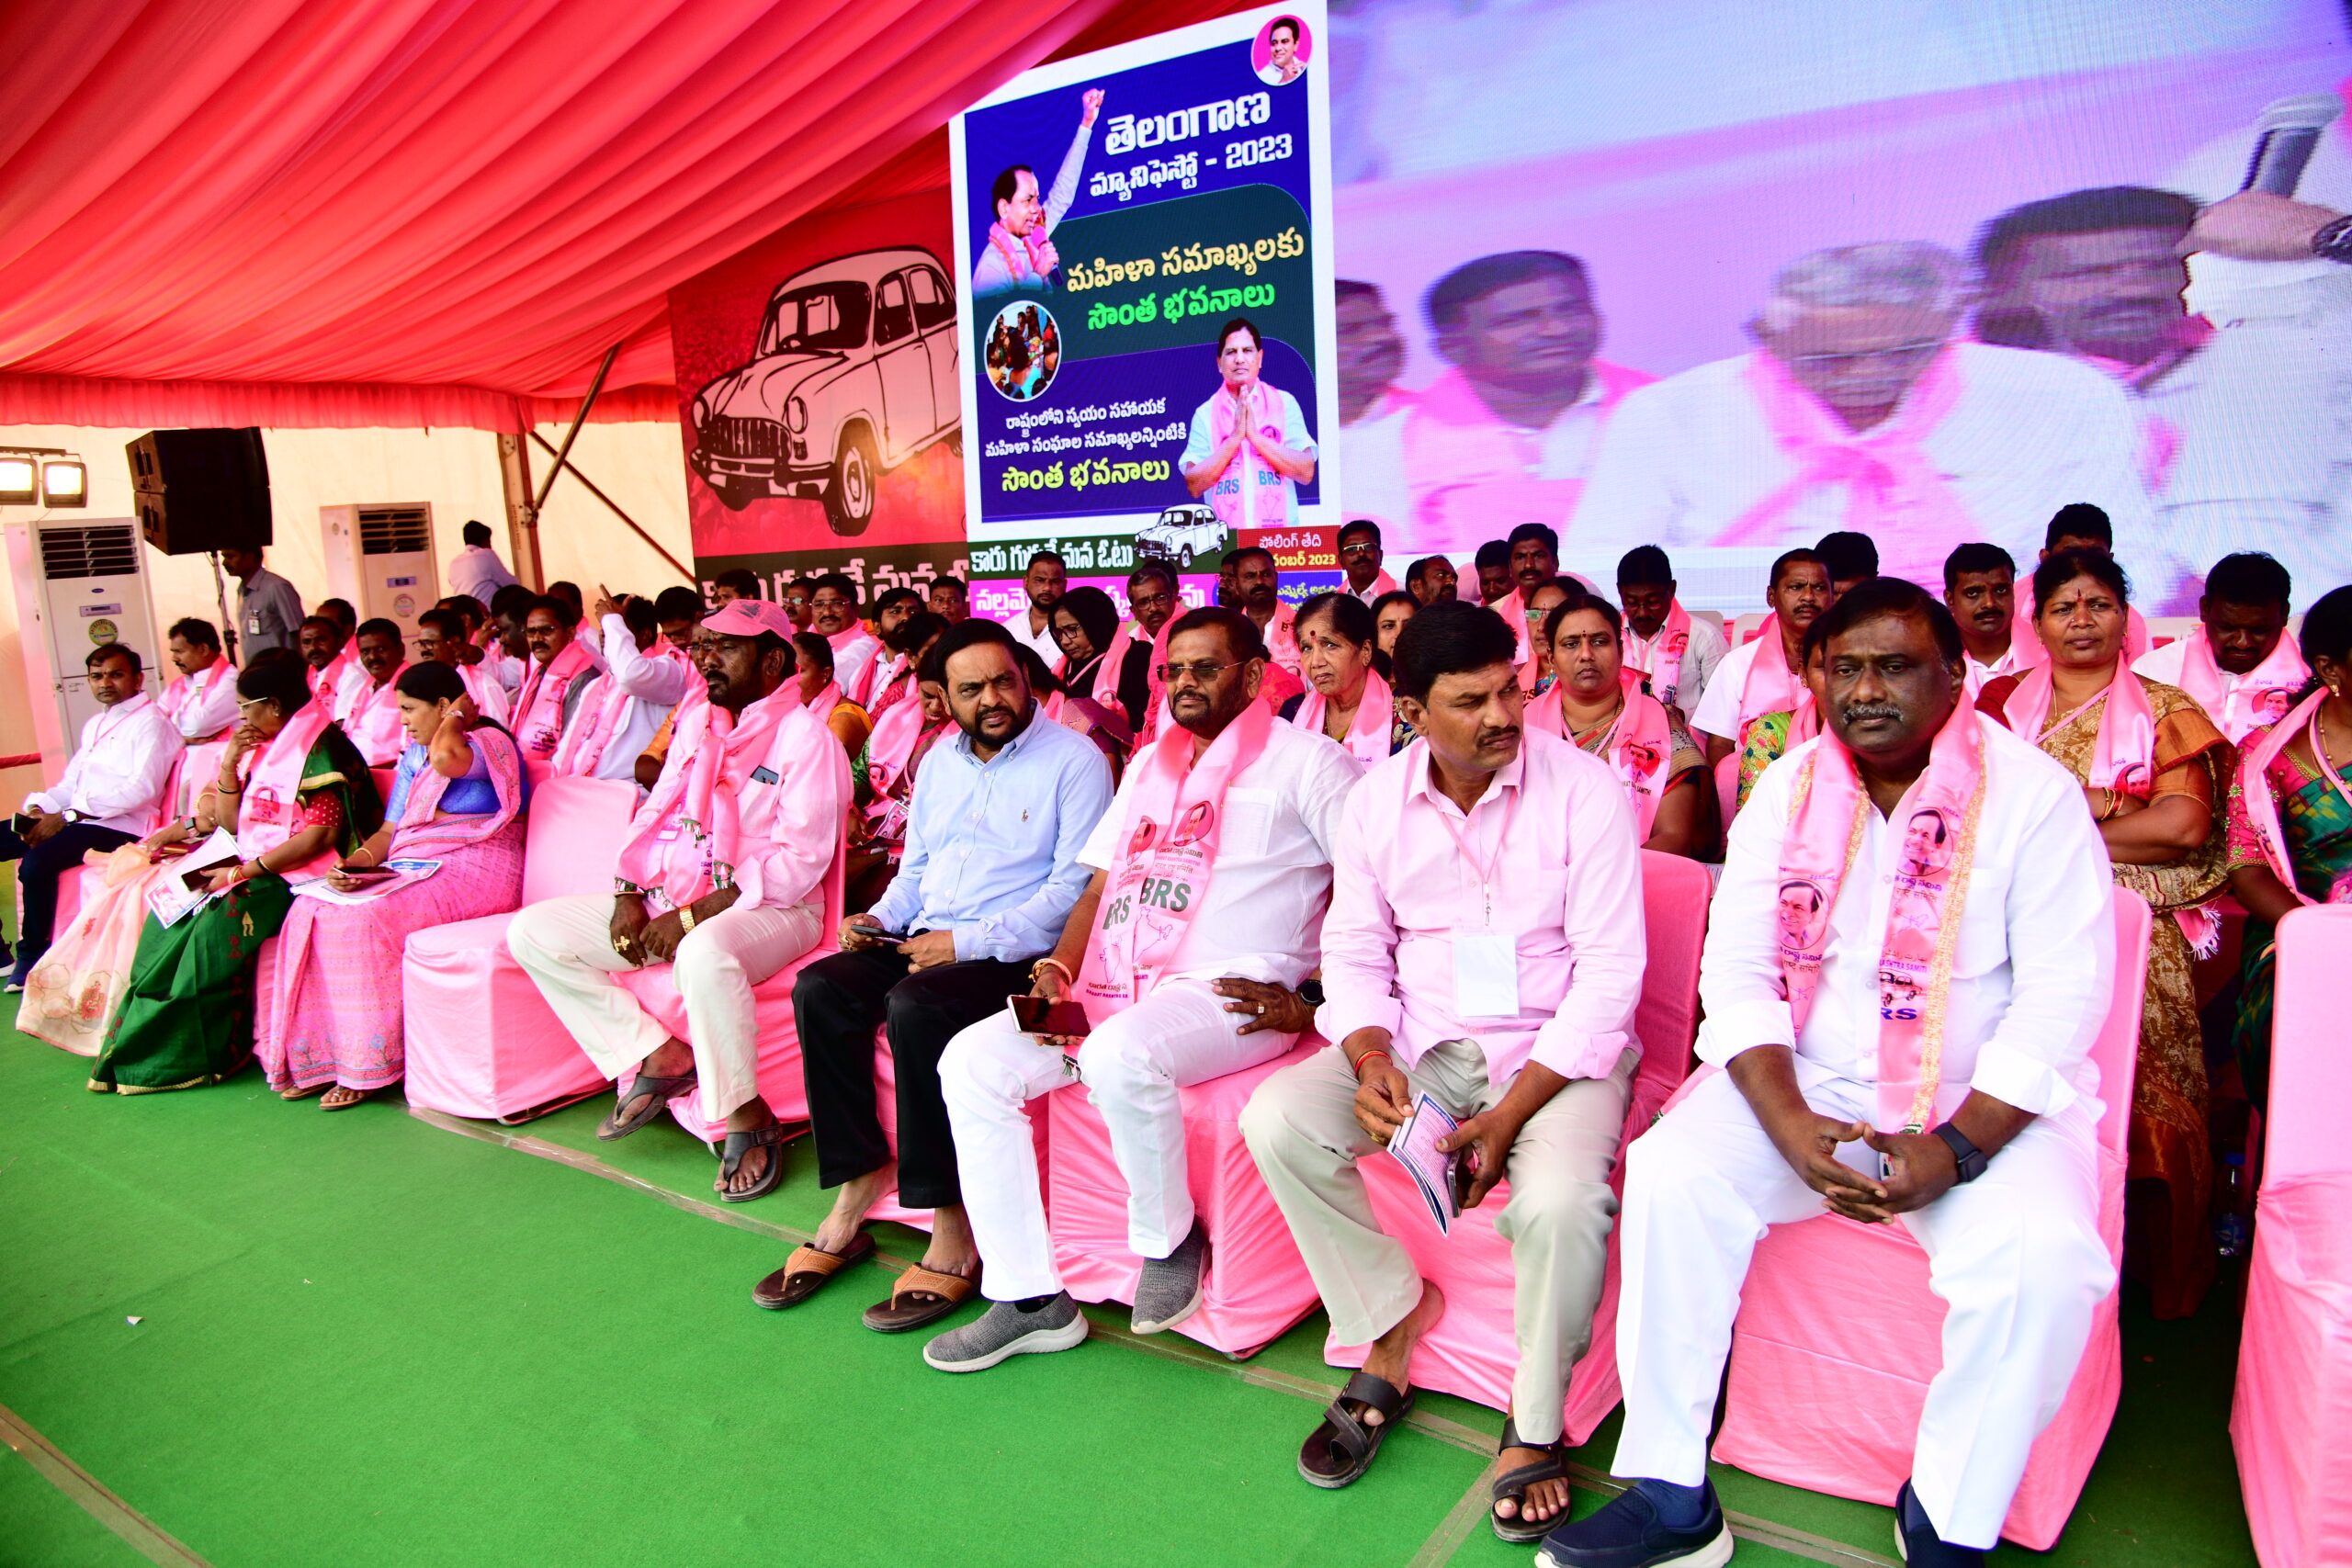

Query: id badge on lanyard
[1442,785,1521,1018]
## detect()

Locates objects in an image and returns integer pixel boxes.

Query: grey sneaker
[1131,1220,1210,1335]
[922,1293,1087,1373]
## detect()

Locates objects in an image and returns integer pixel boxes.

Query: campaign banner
[950,2,1340,592]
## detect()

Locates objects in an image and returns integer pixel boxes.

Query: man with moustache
[296,615,361,718]
[1114,560,1182,735]
[775,618,1114,1334]
[1337,519,1397,605]
[1615,546,1727,718]
[928,574,970,623]
[1401,252,1654,550]
[1942,543,2026,694]
[2132,551,2307,744]
[414,606,509,725]
[807,573,884,705]
[1231,545,1303,679]
[510,595,605,768]
[1690,549,1834,788]
[1005,550,1069,668]
[1336,280,1415,530]
[341,618,413,766]
[1407,555,1459,605]
[159,616,241,745]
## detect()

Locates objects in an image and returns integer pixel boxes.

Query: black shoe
[1894,1480,1986,1566]
[1538,1479,1732,1568]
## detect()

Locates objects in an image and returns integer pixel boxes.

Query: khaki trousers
[1240,1038,1634,1443]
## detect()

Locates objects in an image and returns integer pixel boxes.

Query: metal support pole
[525,431,694,583]
[496,434,541,591]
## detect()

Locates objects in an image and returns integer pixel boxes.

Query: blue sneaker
[1894,1480,1985,1566]
[1539,1479,1733,1568]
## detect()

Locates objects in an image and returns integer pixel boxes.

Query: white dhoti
[1611,1066,2114,1550]
[1240,1038,1635,1445]
[507,893,823,1120]
[941,977,1295,1303]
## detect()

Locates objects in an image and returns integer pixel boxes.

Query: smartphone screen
[1009,995,1092,1038]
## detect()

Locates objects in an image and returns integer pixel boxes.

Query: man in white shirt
[1544,581,2115,1568]
[447,520,521,604]
[1942,542,2026,694]
[1335,280,1415,531]
[1613,546,1727,718]
[4,644,181,989]
[2132,550,2306,743]
[1003,549,1069,669]
[807,572,885,704]
[414,607,509,725]
[554,590,695,784]
[341,618,412,766]
[1572,243,2152,592]
[926,607,1360,1371]
[160,617,240,742]
[1336,519,1396,605]
[297,615,358,716]
[508,598,847,1201]
[1689,548,1834,765]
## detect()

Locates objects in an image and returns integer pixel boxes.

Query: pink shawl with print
[1525,672,1675,838]
[613,682,795,910]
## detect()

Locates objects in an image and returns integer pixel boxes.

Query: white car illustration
[689,247,963,535]
[1135,503,1227,569]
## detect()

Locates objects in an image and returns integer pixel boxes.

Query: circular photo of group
[986,300,1061,401]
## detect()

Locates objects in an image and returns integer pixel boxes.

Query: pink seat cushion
[1046,1035,1324,1358]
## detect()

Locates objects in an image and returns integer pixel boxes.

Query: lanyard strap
[1430,775,1517,925]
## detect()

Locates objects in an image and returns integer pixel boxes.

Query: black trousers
[791,947,1030,1208]
[1,820,136,967]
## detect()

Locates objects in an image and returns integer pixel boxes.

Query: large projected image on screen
[1327,0,2351,612]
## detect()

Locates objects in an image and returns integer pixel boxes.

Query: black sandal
[1490,1415,1571,1542]
[1297,1371,1415,1489]
[595,1069,695,1141]
[716,1122,789,1203]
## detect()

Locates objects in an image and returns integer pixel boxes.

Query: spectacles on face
[1338,542,1378,559]
[1157,660,1240,686]
[1782,341,1944,374]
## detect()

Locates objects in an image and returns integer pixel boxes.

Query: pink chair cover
[2232,904,2352,1568]
[1706,890,2152,1551]
[1046,1035,1325,1358]
[400,777,639,1121]
[1322,851,1713,1436]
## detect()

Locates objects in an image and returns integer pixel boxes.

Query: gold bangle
[1031,955,1074,986]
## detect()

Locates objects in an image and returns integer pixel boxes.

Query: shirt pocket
[1220,788,1278,860]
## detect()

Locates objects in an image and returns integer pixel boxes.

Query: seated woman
[259,662,528,1109]
[1048,586,1142,741]
[1019,644,1128,780]
[2224,584,2352,1107]
[1516,576,1580,694]
[1978,547,2233,1321]
[1370,589,1417,660]
[789,632,871,756]
[1278,591,1411,762]
[1526,588,1718,860]
[89,655,380,1095]
[848,649,953,912]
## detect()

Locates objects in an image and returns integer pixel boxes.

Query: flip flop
[752,1230,876,1310]
[279,1082,332,1101]
[1297,1371,1415,1490]
[595,1069,695,1141]
[715,1122,790,1203]
[1489,1415,1571,1543]
[860,1265,981,1334]
[319,1086,376,1111]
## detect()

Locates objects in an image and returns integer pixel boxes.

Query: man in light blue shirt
[773,617,1114,1331]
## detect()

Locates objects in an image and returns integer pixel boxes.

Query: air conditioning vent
[358,505,431,556]
[40,524,140,581]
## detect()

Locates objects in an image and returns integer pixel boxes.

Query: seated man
[1614,545,1728,717]
[768,618,1114,1332]
[927,607,1360,1371]
[342,617,413,765]
[1689,548,1835,808]
[160,615,240,742]
[507,599,846,1201]
[1241,601,1645,1542]
[2132,549,2305,742]
[2012,502,2150,663]
[2,643,180,990]
[808,572,884,702]
[415,606,509,723]
[1815,528,1879,597]
[928,574,970,624]
[510,594,604,764]
[484,583,537,694]
[1544,580,2116,1568]
[653,584,705,649]
[1474,539,1513,606]
[552,589,693,783]
[1407,555,1459,605]
[1338,518,1396,604]
[297,614,357,716]
[1943,542,2025,693]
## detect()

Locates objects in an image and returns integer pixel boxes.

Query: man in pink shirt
[1241,600,1646,1541]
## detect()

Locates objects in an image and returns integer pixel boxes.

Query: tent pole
[509,339,621,592]
[496,434,540,590]
[526,430,694,583]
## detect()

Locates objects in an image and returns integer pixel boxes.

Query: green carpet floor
[0,999,2258,1567]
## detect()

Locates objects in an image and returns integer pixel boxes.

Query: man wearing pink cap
[508,596,849,1204]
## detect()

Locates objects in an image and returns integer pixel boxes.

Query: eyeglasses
[1156,660,1241,685]
[1782,341,1945,373]
[1338,542,1378,558]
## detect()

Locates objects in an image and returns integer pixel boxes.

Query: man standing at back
[2132,551,2305,744]
[771,619,1114,1334]
[220,545,304,662]
[1005,549,1069,668]
[1615,546,1727,718]
[448,519,520,604]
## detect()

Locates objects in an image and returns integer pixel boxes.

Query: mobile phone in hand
[1009,994,1092,1038]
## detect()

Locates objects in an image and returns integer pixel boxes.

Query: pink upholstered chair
[1705,888,2153,1551]
[1322,849,1714,1437]
[2232,903,2352,1568]
[401,776,638,1122]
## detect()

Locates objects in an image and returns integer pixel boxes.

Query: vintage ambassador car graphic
[1134,502,1228,569]
[689,247,963,535]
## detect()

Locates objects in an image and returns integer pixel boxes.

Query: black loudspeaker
[126,427,273,555]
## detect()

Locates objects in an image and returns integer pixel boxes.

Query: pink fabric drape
[0,0,1247,425]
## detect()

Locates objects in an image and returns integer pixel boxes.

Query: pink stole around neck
[1073,695,1273,1024]
[1629,600,1693,706]
[345,667,411,764]
[1780,703,1989,1132]
[2240,690,2352,905]
[988,219,1057,286]
[2173,625,2310,744]
[514,637,597,758]
[390,726,525,859]
[1737,618,1819,751]
[236,702,340,875]
[1292,666,1394,765]
[1525,671,1673,838]
[1205,378,1290,531]
[613,682,792,909]
[554,637,689,778]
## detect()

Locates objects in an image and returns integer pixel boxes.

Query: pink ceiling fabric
[0,0,1236,432]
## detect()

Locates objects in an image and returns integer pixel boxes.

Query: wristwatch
[2312,213,2352,265]
[1929,1122,1990,1184]
[62,808,84,825]
[1295,977,1326,1008]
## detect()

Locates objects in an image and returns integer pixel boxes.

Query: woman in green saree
[89,655,380,1094]
[2226,586,2352,1107]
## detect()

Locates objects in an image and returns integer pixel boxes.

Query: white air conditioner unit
[3,519,162,784]
[322,502,439,655]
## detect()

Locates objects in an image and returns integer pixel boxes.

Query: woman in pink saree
[258,660,526,1109]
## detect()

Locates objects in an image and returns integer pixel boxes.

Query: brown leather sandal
[860,1265,981,1334]
[752,1230,876,1310]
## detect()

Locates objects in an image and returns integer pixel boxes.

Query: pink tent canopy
[0,0,1238,432]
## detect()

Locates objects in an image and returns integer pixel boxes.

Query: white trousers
[1240,1038,1635,1446]
[1611,1067,2115,1551]
[506,894,822,1122]
[939,977,1295,1303]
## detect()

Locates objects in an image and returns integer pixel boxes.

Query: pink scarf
[552,637,693,778]
[1737,617,1816,739]
[1091,626,1134,710]
[310,649,356,711]
[987,220,1057,288]
[345,666,411,765]
[389,725,526,860]
[513,637,598,758]
[1136,618,1174,745]
[2075,318,2213,491]
[2239,690,2352,905]
[235,701,341,877]
[862,695,942,840]
[1292,666,1394,765]
[2171,625,2310,745]
[161,661,233,739]
[1205,378,1291,531]
[612,682,794,910]
[868,655,915,716]
[1717,347,1971,549]
[1525,672,1675,838]
[1074,695,1273,1023]
[1628,600,1693,708]
[1780,700,1989,1132]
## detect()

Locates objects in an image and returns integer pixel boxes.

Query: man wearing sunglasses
[1574,242,2151,591]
